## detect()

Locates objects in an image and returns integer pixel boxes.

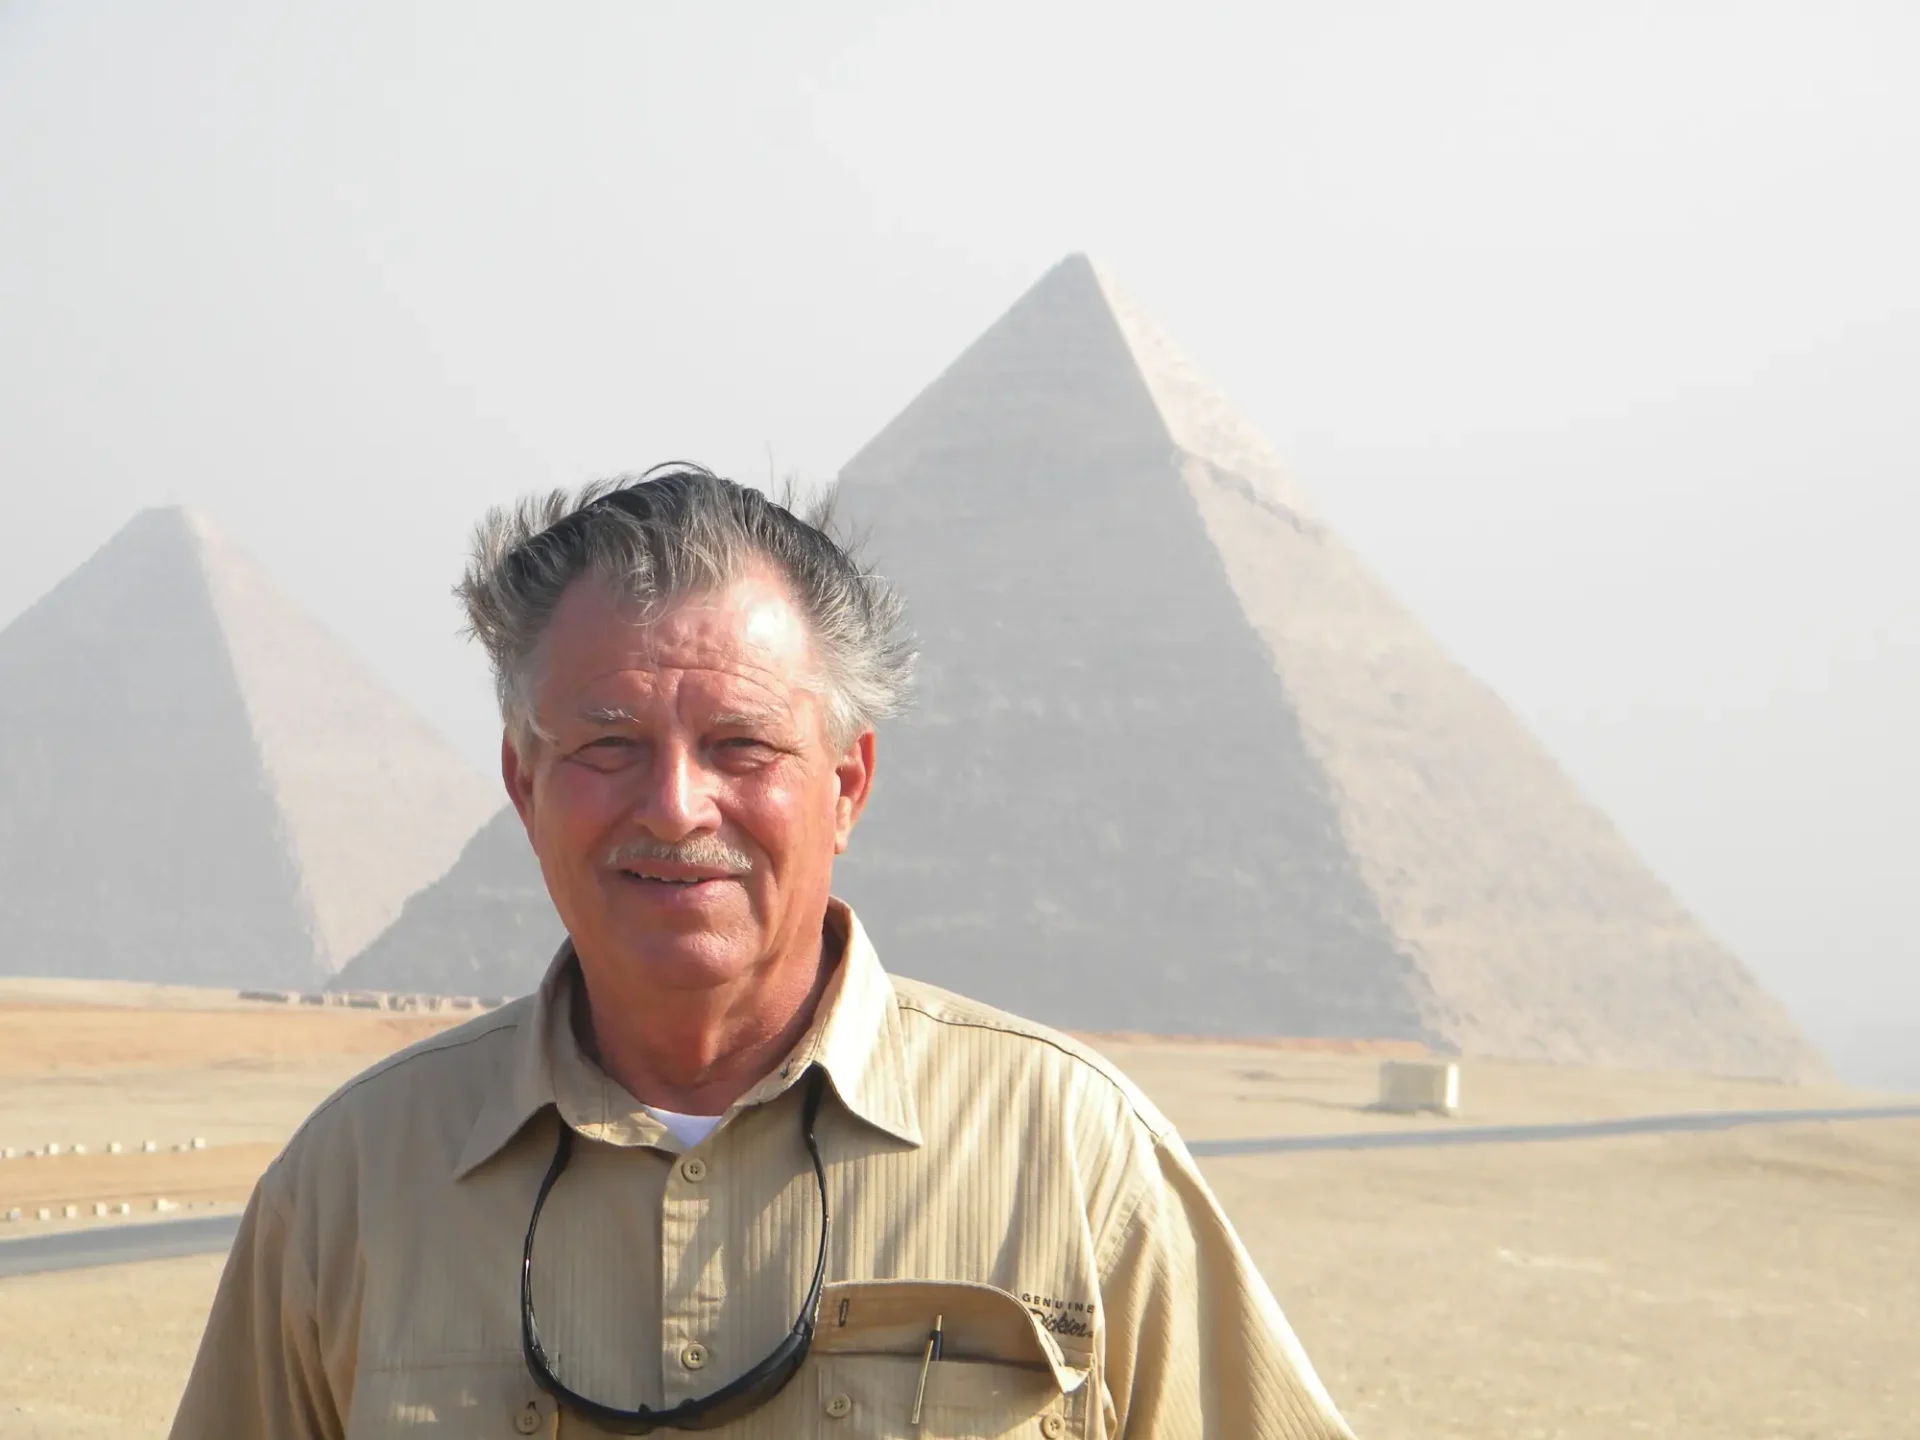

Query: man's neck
[571,925,839,1117]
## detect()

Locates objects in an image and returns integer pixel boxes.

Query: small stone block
[107,1141,124,1154]
[1377,1059,1462,1116]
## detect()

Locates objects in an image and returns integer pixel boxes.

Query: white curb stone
[45,1142,62,1157]
[107,1141,124,1154]
[155,1198,180,1213]
[189,1137,208,1150]
[142,1140,158,1153]
[115,1202,131,1216]
[36,1208,52,1221]
[62,1204,79,1218]
[4,1208,20,1222]
[93,1202,109,1217]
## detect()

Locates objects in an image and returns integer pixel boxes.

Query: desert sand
[3,980,1916,1439]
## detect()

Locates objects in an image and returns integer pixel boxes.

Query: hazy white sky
[3,0,1915,1082]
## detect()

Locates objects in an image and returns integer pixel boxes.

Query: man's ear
[832,729,877,855]
[502,732,537,839]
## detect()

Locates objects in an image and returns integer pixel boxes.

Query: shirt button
[825,1393,853,1419]
[681,1342,709,1370]
[1040,1416,1065,1438]
[513,1400,542,1434]
[680,1156,707,1183]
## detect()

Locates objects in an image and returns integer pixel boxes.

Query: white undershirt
[642,1105,724,1150]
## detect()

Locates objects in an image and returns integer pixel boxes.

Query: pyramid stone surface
[332,806,561,996]
[829,254,1821,1080]
[0,508,498,989]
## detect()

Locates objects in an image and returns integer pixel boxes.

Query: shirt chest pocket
[805,1280,1096,1440]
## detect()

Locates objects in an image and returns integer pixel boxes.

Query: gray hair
[459,464,916,757]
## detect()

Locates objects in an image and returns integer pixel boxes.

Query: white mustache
[605,836,755,873]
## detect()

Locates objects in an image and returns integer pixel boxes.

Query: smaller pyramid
[332,807,560,996]
[0,508,498,989]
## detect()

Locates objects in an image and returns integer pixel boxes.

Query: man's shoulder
[886,975,1175,1142]
[269,998,533,1176]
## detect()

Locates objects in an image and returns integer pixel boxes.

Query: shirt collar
[453,898,922,1179]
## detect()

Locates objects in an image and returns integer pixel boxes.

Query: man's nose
[632,740,720,839]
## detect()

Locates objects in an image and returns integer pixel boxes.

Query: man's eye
[573,737,638,765]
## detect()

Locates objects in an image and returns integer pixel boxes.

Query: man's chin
[600,933,761,993]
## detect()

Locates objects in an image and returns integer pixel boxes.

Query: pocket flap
[814,1279,1089,1395]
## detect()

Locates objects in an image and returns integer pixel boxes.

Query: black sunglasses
[520,1069,832,1434]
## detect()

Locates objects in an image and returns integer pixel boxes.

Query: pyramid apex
[1029,250,1108,298]
[109,503,220,549]
[843,254,1310,519]
[117,501,195,529]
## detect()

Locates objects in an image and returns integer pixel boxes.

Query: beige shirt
[170,902,1355,1439]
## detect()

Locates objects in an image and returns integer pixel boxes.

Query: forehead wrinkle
[568,665,802,733]
[537,573,828,740]
[635,575,819,676]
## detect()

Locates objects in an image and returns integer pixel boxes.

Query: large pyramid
[336,257,1819,1080]
[829,254,1819,1079]
[0,508,498,989]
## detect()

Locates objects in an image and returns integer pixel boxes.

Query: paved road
[0,1213,242,1279]
[1186,1102,1920,1157]
[5,1103,1917,1279]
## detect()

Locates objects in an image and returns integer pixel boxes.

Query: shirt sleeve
[1096,1130,1356,1439]
[168,1170,344,1440]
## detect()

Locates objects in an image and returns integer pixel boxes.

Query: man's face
[503,569,875,994]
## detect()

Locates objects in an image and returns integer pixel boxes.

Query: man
[171,466,1355,1438]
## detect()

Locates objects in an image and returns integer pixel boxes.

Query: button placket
[660,1138,719,1406]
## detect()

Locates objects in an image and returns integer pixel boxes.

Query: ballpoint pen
[910,1314,944,1426]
